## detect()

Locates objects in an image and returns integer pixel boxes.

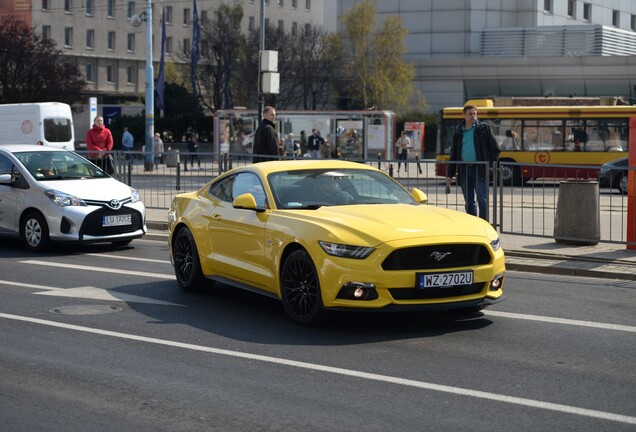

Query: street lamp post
[258,0,265,122]
[144,0,154,171]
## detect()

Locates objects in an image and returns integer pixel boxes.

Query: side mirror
[0,174,12,185]
[411,188,428,204]
[233,192,265,212]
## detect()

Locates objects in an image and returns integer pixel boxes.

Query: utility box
[165,149,179,167]
[554,180,600,245]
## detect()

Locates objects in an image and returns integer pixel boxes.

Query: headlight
[130,187,141,204]
[45,189,87,207]
[490,237,501,252]
[319,241,375,259]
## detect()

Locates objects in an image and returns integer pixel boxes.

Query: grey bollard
[165,149,179,167]
[554,180,600,245]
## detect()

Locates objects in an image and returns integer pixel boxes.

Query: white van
[0,102,75,150]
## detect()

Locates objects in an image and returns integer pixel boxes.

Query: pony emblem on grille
[430,251,452,262]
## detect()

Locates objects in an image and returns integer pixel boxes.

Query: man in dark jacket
[445,104,500,220]
[252,106,279,163]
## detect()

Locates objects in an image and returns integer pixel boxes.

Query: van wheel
[21,211,51,252]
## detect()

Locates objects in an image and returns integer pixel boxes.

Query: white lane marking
[485,310,636,333]
[0,312,634,426]
[85,253,170,264]
[0,279,182,306]
[20,260,174,280]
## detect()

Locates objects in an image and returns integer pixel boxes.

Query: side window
[233,173,266,207]
[209,175,235,202]
[0,154,13,175]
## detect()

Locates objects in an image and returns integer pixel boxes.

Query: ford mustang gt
[168,160,505,324]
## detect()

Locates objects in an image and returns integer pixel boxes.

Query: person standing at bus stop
[445,104,500,221]
[253,106,279,163]
[121,126,134,161]
[86,115,114,174]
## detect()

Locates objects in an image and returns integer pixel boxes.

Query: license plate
[417,271,473,288]
[102,214,132,227]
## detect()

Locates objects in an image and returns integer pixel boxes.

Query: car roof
[0,144,63,153]
[243,159,378,175]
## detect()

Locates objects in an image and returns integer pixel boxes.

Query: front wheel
[280,249,325,325]
[500,163,522,186]
[172,227,206,291]
[617,173,628,195]
[21,211,51,252]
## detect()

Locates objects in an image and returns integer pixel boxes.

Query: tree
[335,0,424,115]
[279,24,337,110]
[188,3,245,112]
[0,15,85,105]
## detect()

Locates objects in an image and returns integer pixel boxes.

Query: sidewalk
[144,208,636,282]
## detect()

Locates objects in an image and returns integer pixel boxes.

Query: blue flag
[156,7,166,112]
[191,0,200,99]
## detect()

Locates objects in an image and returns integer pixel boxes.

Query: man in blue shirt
[122,126,134,160]
[445,104,500,221]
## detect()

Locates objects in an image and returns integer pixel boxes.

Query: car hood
[282,204,495,245]
[36,178,135,201]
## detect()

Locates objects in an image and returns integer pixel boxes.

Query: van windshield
[44,117,73,143]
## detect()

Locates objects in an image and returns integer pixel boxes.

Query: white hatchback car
[0,144,146,251]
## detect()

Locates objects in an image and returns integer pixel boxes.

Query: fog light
[489,275,504,291]
[337,282,378,300]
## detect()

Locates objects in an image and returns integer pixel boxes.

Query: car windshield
[15,151,109,180]
[269,168,418,209]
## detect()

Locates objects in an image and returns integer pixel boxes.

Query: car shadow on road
[119,280,494,347]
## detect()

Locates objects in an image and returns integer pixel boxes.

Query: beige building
[1,0,325,103]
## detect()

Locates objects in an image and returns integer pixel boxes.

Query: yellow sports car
[168,160,505,324]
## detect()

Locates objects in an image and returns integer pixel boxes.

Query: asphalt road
[0,237,635,432]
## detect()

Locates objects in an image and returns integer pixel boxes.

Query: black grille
[382,244,491,271]
[80,207,143,237]
[389,283,485,300]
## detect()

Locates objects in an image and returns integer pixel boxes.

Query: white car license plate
[417,271,473,288]
[102,214,132,227]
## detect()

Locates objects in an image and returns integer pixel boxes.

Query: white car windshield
[15,151,109,180]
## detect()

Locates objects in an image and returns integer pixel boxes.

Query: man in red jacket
[86,115,114,174]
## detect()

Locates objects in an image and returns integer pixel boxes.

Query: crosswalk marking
[19,260,175,279]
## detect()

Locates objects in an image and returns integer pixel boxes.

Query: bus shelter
[212,109,396,160]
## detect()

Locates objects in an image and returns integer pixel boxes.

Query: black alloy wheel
[281,249,325,325]
[173,227,205,291]
[618,173,628,195]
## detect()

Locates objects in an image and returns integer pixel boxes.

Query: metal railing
[82,150,632,244]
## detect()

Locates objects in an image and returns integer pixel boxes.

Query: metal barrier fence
[80,150,632,244]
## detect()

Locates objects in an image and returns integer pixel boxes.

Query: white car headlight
[45,189,87,207]
[319,241,375,259]
[130,187,141,204]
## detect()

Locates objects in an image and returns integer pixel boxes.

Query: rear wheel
[173,227,205,291]
[21,211,50,252]
[280,249,325,325]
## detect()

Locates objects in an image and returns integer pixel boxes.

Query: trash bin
[165,149,179,167]
[554,180,600,245]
